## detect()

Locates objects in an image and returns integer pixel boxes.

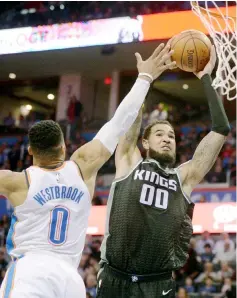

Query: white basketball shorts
[0,252,86,298]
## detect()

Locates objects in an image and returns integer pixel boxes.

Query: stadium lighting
[50,5,55,11]
[26,105,32,111]
[182,84,189,90]
[47,94,55,100]
[21,9,28,15]
[60,4,65,10]
[29,8,36,14]
[9,73,16,79]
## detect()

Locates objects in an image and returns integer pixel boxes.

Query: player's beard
[148,148,176,168]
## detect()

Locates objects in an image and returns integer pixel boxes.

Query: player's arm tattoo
[116,108,142,155]
[187,131,226,185]
[124,108,143,147]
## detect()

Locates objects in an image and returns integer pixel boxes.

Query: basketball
[170,30,212,72]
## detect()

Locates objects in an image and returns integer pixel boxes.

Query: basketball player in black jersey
[96,46,230,298]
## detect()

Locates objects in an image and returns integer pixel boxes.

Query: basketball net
[191,1,237,101]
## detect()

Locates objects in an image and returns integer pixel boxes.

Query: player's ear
[142,138,149,150]
[28,146,33,156]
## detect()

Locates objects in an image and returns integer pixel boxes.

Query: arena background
[0,1,236,297]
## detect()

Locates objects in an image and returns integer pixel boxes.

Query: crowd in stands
[0,1,231,29]
[0,213,236,297]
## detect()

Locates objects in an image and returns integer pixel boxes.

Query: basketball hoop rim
[191,1,237,20]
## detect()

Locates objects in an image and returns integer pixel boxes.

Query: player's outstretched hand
[135,43,176,81]
[194,45,217,79]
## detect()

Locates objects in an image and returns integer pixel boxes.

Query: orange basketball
[170,30,212,72]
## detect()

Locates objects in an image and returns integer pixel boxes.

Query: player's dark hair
[29,120,64,158]
[142,120,174,140]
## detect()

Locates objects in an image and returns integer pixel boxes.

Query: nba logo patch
[131,276,138,282]
[56,173,60,183]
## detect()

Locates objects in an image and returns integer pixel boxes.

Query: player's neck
[33,157,65,169]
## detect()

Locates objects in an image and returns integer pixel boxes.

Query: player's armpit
[70,139,111,181]
[178,131,226,196]
[0,170,14,198]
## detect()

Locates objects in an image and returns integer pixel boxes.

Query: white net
[191,1,237,100]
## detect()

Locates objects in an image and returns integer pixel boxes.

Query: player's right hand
[194,45,216,79]
[135,43,176,81]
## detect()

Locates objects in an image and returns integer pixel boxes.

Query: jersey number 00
[140,184,168,209]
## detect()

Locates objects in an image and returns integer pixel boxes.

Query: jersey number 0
[140,184,168,209]
[48,206,69,245]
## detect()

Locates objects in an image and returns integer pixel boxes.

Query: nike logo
[162,289,172,295]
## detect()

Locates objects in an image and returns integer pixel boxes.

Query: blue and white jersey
[6,161,91,268]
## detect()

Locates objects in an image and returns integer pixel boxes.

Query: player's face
[142,124,176,167]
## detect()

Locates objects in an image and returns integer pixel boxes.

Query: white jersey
[6,161,91,268]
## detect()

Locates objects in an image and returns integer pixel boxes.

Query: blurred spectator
[27,113,37,128]
[67,96,84,141]
[198,195,207,203]
[194,262,218,283]
[0,222,4,246]
[0,269,6,286]
[184,277,195,294]
[225,132,236,146]
[78,252,90,279]
[222,144,235,159]
[95,176,106,192]
[148,103,168,123]
[0,249,8,272]
[223,156,236,172]
[95,176,108,204]
[229,166,236,186]
[200,243,215,263]
[199,277,216,294]
[24,154,32,168]
[214,242,236,264]
[92,196,103,206]
[196,231,215,254]
[15,160,24,172]
[221,277,235,298]
[216,262,234,282]
[3,113,15,127]
[90,239,101,262]
[176,287,189,298]
[85,274,97,298]
[0,147,6,168]
[18,115,29,130]
[8,143,21,171]
[214,233,235,255]
[1,215,10,241]
[206,165,227,183]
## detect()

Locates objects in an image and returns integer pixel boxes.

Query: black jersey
[100,158,194,274]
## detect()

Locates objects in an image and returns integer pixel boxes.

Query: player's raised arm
[115,107,143,179]
[70,44,176,182]
[178,46,230,196]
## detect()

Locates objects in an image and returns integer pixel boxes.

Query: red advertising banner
[142,6,236,41]
[87,203,237,235]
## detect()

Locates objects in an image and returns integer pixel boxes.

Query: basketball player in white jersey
[0,44,176,298]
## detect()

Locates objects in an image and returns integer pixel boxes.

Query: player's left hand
[194,45,217,79]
